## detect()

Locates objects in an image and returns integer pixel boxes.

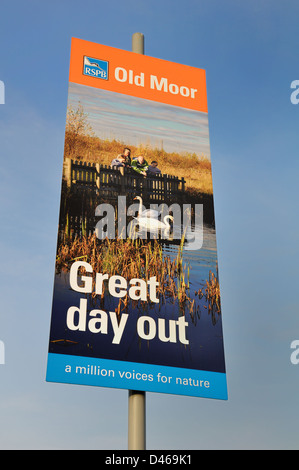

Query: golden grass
[64,134,213,195]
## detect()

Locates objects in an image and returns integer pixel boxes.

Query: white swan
[134,196,159,219]
[135,215,174,231]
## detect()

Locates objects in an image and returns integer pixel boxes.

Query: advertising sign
[46,38,227,400]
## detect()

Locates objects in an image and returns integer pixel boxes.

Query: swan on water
[132,195,173,235]
[134,215,174,231]
[133,196,159,219]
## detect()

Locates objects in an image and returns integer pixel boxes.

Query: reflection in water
[49,224,225,373]
[164,223,217,275]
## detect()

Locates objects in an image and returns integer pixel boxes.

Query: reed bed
[56,234,220,319]
[56,234,189,301]
[195,271,221,316]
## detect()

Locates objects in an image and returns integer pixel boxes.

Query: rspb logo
[83,56,108,80]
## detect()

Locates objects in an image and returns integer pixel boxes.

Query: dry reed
[56,234,221,320]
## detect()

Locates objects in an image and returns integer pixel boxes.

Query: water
[164,222,218,279]
[49,223,225,374]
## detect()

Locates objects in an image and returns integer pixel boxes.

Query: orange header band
[69,37,208,113]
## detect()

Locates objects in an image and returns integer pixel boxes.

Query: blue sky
[0,0,299,450]
[67,83,211,156]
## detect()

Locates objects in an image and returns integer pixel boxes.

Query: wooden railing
[63,158,185,202]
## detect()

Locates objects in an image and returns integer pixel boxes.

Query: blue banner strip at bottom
[46,353,228,400]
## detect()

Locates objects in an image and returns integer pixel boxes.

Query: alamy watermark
[0,340,5,365]
[290,80,299,105]
[0,80,4,104]
[290,340,299,365]
[0,81,5,359]
[94,196,204,251]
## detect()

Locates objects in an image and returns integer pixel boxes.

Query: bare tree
[64,103,94,159]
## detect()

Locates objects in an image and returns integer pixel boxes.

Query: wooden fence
[63,158,186,203]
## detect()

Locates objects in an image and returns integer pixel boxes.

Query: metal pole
[128,32,146,452]
[128,390,146,450]
[132,32,144,55]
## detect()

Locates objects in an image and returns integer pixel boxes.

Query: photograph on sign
[46,38,227,400]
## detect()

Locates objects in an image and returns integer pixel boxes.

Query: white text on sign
[0,81,5,104]
[114,67,198,99]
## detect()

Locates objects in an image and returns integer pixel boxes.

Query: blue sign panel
[47,354,227,400]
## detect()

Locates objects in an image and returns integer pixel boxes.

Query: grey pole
[128,390,146,450]
[128,32,146,452]
[132,32,144,54]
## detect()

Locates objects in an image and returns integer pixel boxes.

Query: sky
[67,83,211,157]
[0,0,299,450]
